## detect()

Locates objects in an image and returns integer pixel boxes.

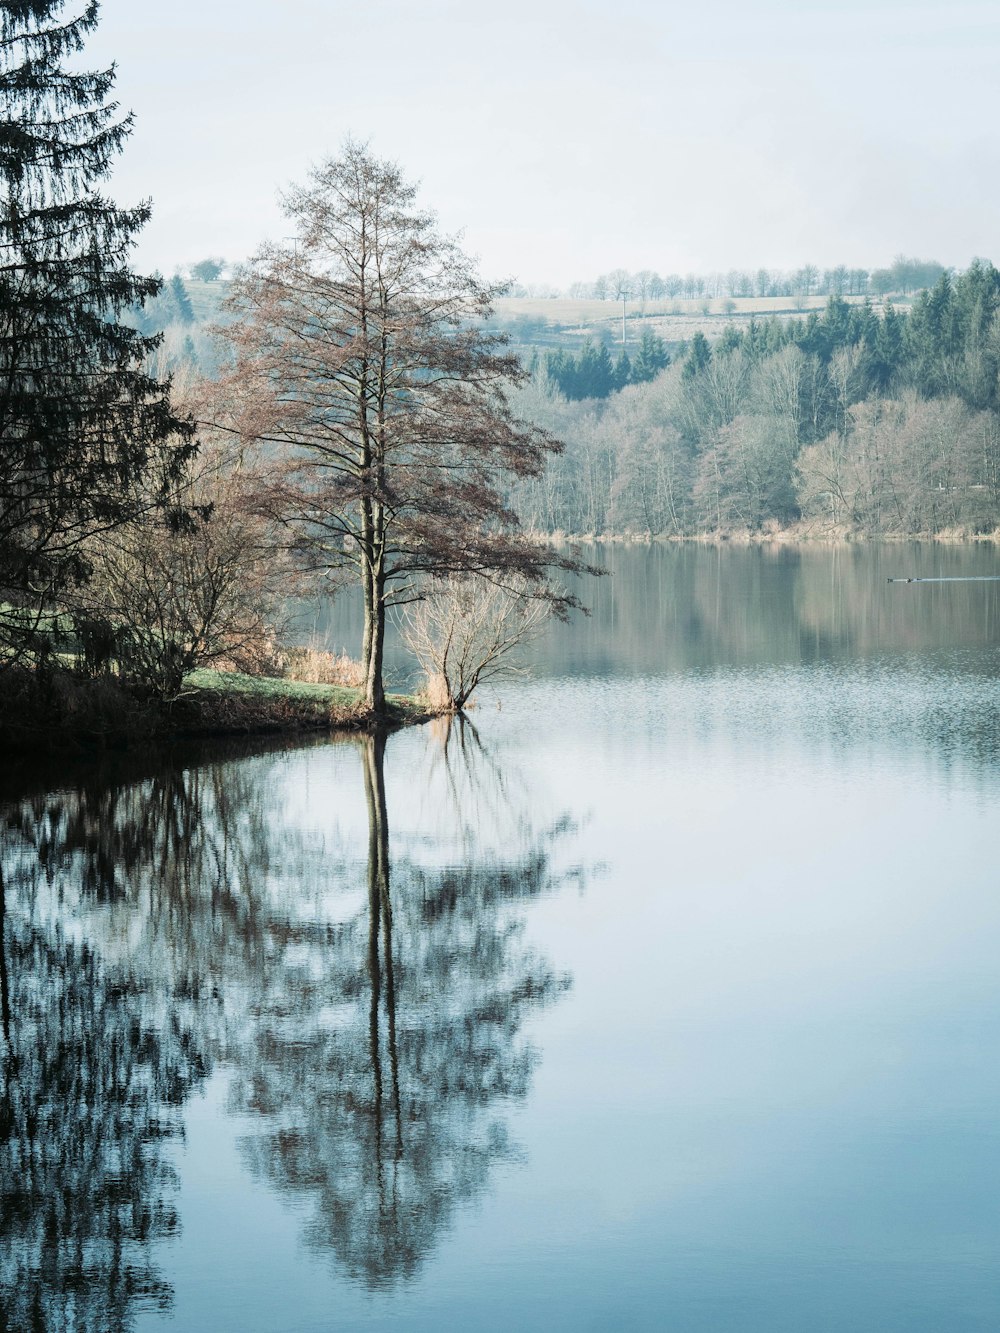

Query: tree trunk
[362,732,401,1163]
[364,568,386,714]
[361,554,374,684]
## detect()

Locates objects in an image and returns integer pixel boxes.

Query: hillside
[489,293,905,360]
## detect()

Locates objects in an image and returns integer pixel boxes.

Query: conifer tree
[682,332,712,380]
[631,327,669,383]
[613,349,632,392]
[0,0,195,662]
[169,274,196,325]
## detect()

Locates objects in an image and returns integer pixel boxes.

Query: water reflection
[0,808,210,1332]
[231,721,572,1288]
[0,724,574,1323]
[540,542,1000,676]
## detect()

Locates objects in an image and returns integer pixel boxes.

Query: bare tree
[220,143,585,715]
[608,268,632,302]
[74,434,291,697]
[400,576,552,711]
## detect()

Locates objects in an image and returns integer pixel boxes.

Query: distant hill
[486,293,891,361]
[181,278,230,323]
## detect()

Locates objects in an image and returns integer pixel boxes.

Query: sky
[85,0,1000,288]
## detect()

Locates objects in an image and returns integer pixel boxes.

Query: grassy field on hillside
[491,293,897,352]
[182,278,230,322]
[493,293,841,323]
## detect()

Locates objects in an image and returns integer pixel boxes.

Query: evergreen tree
[613,349,632,392]
[574,344,599,398]
[544,350,561,394]
[818,295,854,358]
[951,260,1000,409]
[169,273,196,325]
[631,327,669,383]
[682,332,712,380]
[717,325,742,356]
[904,272,960,397]
[0,0,194,663]
[870,302,904,391]
[593,343,615,397]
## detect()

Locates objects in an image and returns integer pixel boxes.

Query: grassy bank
[0,664,432,755]
[177,669,431,735]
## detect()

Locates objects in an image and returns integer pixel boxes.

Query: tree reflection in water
[0,722,576,1321]
[0,813,211,1332]
[231,719,574,1288]
[0,750,302,1331]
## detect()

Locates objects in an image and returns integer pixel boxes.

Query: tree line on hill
[512,262,1000,538]
[512,255,947,304]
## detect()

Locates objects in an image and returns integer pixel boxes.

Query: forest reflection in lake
[3,542,1000,1332]
[0,720,576,1329]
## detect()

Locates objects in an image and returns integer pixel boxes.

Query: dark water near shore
[3,542,1000,1331]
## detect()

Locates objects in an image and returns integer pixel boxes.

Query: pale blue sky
[87,0,1000,285]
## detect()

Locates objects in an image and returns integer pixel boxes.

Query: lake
[3,542,1000,1332]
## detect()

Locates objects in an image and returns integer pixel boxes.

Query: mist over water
[2,543,999,1331]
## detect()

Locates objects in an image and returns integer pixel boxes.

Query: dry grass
[283,645,367,688]
[421,671,455,713]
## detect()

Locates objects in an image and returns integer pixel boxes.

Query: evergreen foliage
[682,332,711,380]
[631,327,670,382]
[169,273,195,325]
[544,328,669,400]
[0,0,194,663]
[132,271,198,335]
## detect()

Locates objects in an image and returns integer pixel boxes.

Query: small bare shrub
[216,633,289,679]
[75,433,295,698]
[400,575,553,712]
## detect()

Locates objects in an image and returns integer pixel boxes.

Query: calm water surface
[3,543,1000,1331]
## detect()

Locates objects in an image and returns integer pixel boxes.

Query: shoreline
[542,527,1000,547]
[0,665,436,760]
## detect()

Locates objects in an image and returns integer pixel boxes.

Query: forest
[134,259,1000,542]
[510,263,1000,539]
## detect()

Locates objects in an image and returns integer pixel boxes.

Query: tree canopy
[222,142,585,714]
